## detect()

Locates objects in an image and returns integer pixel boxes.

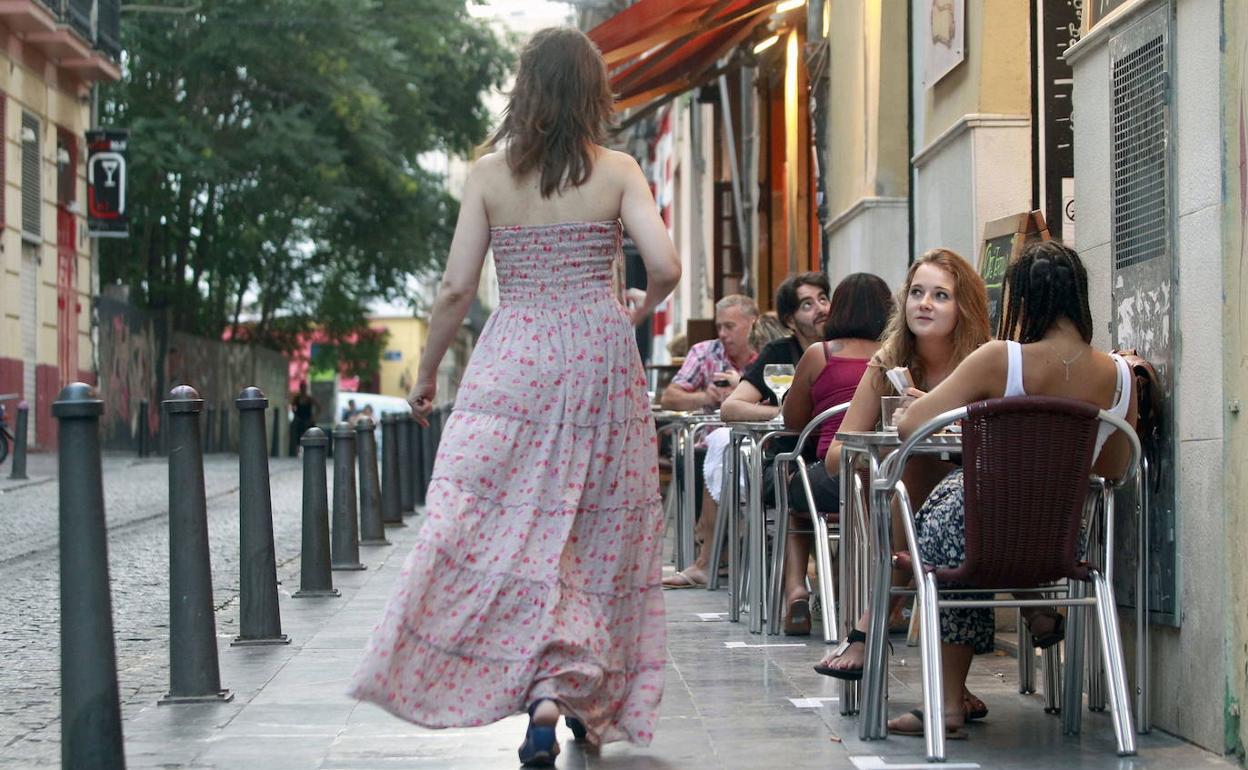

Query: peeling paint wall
[1223,0,1248,757]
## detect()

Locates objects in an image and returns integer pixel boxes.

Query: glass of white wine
[762,363,795,404]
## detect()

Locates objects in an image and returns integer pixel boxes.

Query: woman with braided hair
[886,240,1138,740]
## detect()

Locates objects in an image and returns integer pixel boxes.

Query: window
[21,112,41,243]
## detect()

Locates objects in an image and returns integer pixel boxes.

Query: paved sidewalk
[108,511,1234,770]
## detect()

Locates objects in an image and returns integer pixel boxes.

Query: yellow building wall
[826,0,910,218]
[923,0,1031,146]
[369,316,428,399]
[0,42,93,372]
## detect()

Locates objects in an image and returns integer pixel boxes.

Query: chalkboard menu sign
[979,211,1051,336]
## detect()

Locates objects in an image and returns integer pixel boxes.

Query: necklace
[1058,347,1086,381]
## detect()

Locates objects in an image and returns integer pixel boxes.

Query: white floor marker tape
[788,697,839,708]
[850,756,980,769]
[723,641,808,649]
[695,612,728,621]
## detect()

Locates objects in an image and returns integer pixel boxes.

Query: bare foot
[887,708,966,738]
[531,699,559,727]
[816,635,864,673]
[661,566,708,588]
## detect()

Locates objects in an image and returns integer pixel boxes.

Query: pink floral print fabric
[349,220,666,746]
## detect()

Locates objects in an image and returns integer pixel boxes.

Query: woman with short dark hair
[349,27,681,766]
[778,273,892,634]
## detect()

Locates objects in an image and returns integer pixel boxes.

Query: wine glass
[762,364,795,404]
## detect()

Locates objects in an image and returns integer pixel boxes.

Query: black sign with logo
[87,129,128,238]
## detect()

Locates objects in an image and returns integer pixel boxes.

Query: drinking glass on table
[763,364,795,404]
[880,395,910,431]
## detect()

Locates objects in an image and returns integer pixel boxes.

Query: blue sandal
[518,700,560,767]
[565,716,588,742]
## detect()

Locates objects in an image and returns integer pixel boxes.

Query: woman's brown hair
[874,248,991,390]
[488,27,613,198]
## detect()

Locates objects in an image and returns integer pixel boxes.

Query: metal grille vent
[1110,29,1167,270]
[21,113,41,242]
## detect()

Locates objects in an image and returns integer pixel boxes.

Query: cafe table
[653,410,724,572]
[719,418,797,633]
[834,428,961,731]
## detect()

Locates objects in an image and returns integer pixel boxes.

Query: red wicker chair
[875,396,1140,762]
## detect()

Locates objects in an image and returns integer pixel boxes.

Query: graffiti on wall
[97,297,164,450]
[96,297,288,453]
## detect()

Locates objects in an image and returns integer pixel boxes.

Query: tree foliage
[100,0,511,350]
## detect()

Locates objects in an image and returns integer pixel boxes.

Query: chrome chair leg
[1042,643,1062,715]
[726,438,743,621]
[767,460,790,635]
[1086,615,1107,712]
[708,440,734,592]
[1018,610,1036,694]
[812,512,838,643]
[1092,570,1137,755]
[919,574,946,763]
[1062,583,1086,734]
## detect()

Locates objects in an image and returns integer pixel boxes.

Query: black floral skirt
[913,469,995,654]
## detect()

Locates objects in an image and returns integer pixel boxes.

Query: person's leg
[886,642,972,734]
[663,486,717,587]
[783,512,812,604]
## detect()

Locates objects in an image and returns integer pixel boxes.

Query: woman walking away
[348,28,681,767]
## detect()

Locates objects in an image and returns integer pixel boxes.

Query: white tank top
[1003,340,1132,462]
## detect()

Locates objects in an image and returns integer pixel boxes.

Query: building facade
[0,0,120,449]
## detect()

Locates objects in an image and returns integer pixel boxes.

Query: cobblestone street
[0,451,304,766]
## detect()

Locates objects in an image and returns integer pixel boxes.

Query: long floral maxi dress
[348,220,666,746]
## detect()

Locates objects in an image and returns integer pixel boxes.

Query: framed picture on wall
[925,0,965,86]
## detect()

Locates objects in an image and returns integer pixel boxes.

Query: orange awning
[589,0,775,112]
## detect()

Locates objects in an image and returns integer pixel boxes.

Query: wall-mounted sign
[87,129,128,238]
[978,210,1051,336]
[925,0,965,86]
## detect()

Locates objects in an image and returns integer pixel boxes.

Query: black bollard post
[203,401,215,454]
[232,387,289,646]
[219,401,230,453]
[331,423,366,570]
[355,417,389,546]
[160,385,232,704]
[379,414,404,527]
[294,428,340,597]
[137,398,149,459]
[411,415,426,508]
[396,413,414,515]
[55,384,125,769]
[9,400,28,480]
[270,405,280,458]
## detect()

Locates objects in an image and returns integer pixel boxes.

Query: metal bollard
[219,401,230,453]
[269,406,280,458]
[232,387,289,646]
[137,398,149,458]
[294,427,340,598]
[379,414,404,527]
[9,400,28,480]
[54,383,125,769]
[396,413,414,514]
[411,415,426,507]
[355,417,389,546]
[160,385,232,704]
[331,423,366,570]
[204,401,215,454]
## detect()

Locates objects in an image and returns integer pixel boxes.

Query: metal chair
[768,402,849,638]
[874,396,1140,762]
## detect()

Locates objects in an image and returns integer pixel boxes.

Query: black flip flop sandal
[813,629,866,679]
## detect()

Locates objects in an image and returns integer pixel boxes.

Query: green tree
[100,0,510,352]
